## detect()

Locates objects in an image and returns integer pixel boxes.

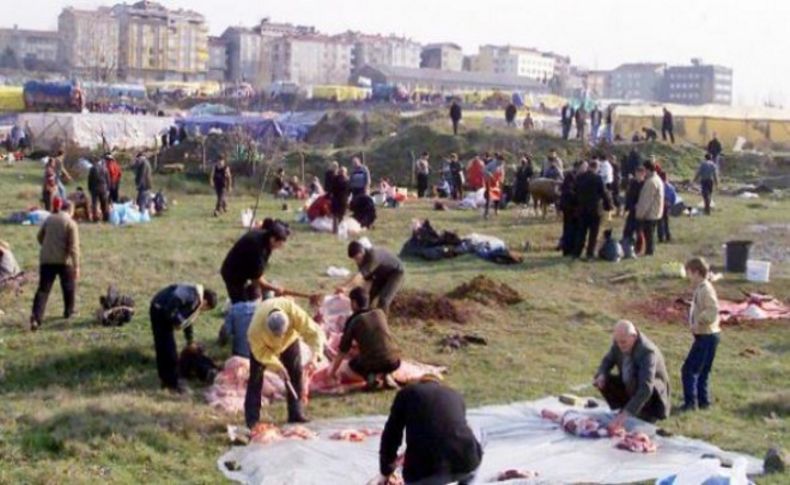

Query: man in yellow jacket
[245,298,325,427]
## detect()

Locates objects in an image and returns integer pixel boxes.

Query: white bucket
[746,260,771,283]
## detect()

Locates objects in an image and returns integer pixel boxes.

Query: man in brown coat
[594,320,671,431]
[330,287,401,390]
[635,159,665,256]
[30,199,80,330]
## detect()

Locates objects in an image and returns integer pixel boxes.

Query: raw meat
[250,423,318,445]
[616,432,658,453]
[495,469,539,481]
[205,296,446,413]
[719,293,790,323]
[329,428,381,442]
[541,409,614,438]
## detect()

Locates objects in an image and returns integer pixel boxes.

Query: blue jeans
[682,333,720,407]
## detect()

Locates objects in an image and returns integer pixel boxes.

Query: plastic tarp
[276,111,327,141]
[217,396,762,484]
[177,115,283,141]
[0,86,24,112]
[16,113,174,150]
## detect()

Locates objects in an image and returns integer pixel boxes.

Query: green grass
[0,161,788,484]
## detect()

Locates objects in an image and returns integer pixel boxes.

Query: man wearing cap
[29,200,80,331]
[337,242,405,314]
[245,297,325,426]
[149,283,217,393]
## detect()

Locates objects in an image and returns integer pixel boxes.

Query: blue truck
[23,81,85,112]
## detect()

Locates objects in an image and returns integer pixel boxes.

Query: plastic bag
[661,262,687,279]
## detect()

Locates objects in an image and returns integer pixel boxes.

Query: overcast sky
[5,0,788,107]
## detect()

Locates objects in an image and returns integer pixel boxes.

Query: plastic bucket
[746,260,771,283]
[725,240,752,273]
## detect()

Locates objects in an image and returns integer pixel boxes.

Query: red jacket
[106,159,122,185]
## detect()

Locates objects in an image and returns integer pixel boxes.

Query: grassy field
[0,161,788,484]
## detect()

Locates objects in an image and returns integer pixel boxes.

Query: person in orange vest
[105,153,123,203]
[483,154,505,219]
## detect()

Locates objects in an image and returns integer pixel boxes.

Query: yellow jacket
[690,280,721,335]
[247,298,325,374]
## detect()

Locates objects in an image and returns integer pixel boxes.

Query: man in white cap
[245,297,325,427]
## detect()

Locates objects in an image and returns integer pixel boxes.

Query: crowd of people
[7,111,734,485]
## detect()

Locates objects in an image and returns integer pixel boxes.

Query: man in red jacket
[105,153,123,203]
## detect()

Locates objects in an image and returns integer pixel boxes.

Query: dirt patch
[390,290,473,324]
[447,275,523,306]
[739,347,763,358]
[627,298,687,324]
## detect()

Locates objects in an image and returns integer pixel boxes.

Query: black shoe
[676,404,697,414]
[288,413,311,424]
[698,403,711,410]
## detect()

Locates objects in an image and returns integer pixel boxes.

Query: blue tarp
[176,115,284,140]
[275,111,325,141]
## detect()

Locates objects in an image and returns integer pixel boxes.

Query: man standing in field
[210,156,232,217]
[30,199,80,331]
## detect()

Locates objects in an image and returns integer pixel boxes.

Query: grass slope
[0,161,787,484]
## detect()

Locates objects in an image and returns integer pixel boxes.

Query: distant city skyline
[3,0,788,107]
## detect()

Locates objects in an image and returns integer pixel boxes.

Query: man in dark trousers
[590,105,603,144]
[330,287,402,390]
[661,107,674,144]
[560,103,574,140]
[449,153,464,200]
[149,283,217,392]
[694,153,719,215]
[706,132,723,162]
[449,101,462,135]
[338,242,405,314]
[87,157,111,222]
[133,152,153,210]
[505,103,517,127]
[594,320,671,430]
[575,107,587,142]
[245,297,324,426]
[378,375,483,485]
[29,199,80,331]
[210,156,232,217]
[635,159,664,256]
[559,162,581,256]
[573,160,612,259]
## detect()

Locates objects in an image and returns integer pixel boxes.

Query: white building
[471,45,556,82]
[420,43,463,72]
[271,35,353,86]
[334,31,421,72]
[58,7,120,80]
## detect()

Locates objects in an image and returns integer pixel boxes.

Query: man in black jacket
[661,107,674,144]
[379,376,482,485]
[133,152,153,211]
[573,160,612,259]
[87,158,111,222]
[149,284,217,392]
[560,104,574,140]
[706,132,722,161]
[449,101,462,135]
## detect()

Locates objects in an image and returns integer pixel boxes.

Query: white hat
[267,310,289,336]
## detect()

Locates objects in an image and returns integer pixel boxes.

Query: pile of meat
[250,423,318,445]
[719,293,790,324]
[205,295,446,413]
[495,469,539,481]
[541,409,657,454]
[329,428,381,442]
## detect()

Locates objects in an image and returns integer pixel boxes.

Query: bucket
[746,260,771,283]
[725,240,752,273]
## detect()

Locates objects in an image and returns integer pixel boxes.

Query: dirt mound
[447,276,522,306]
[390,290,472,324]
[627,298,686,324]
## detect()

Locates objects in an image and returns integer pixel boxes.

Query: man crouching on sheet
[594,320,671,433]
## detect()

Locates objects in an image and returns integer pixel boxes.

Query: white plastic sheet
[217,396,762,484]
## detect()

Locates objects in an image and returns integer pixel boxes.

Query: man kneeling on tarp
[593,320,671,433]
[376,375,483,485]
[245,298,325,427]
[329,287,402,390]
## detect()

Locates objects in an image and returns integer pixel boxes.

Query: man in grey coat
[594,320,671,431]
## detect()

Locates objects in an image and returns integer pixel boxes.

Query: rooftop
[361,64,546,90]
[423,42,463,51]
